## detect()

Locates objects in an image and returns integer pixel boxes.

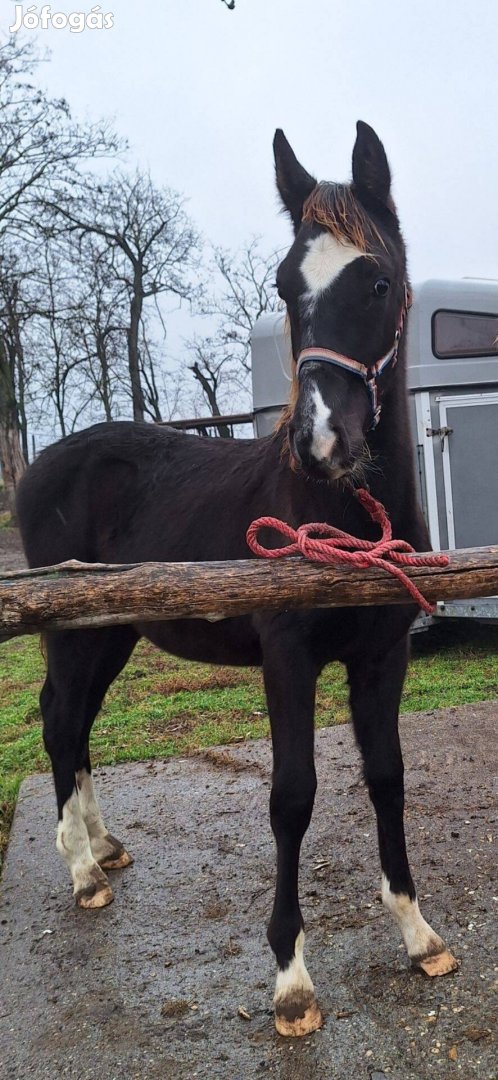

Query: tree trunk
[8,296,29,463]
[15,349,29,463]
[128,269,146,422]
[96,333,113,421]
[0,336,26,517]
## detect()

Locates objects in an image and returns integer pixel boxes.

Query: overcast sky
[2,0,497,365]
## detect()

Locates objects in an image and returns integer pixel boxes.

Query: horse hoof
[75,866,114,909]
[413,948,459,977]
[100,849,133,870]
[274,994,323,1037]
[77,883,114,909]
[96,834,134,871]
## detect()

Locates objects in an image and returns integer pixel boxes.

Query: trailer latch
[426,426,453,448]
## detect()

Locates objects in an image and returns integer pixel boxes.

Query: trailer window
[432,310,498,358]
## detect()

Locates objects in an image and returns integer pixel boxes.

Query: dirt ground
[1,706,496,1080]
[0,523,25,574]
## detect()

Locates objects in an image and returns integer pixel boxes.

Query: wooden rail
[161,413,254,432]
[0,546,497,640]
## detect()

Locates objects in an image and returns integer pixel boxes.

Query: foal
[17,122,457,1037]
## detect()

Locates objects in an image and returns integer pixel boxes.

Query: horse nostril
[293,428,322,472]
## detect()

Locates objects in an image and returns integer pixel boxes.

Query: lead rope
[246,488,448,615]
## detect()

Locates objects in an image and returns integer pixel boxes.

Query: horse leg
[347,637,458,976]
[262,629,322,1037]
[41,627,138,908]
[75,742,133,871]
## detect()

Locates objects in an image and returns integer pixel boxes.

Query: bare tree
[64,235,129,422]
[44,170,201,421]
[0,37,120,235]
[0,35,121,509]
[35,243,94,436]
[0,258,33,463]
[208,239,282,372]
[0,336,26,508]
[185,238,282,426]
[188,342,233,438]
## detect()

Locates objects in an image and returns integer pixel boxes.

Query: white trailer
[251,279,498,620]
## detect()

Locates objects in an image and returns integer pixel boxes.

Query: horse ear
[352,121,391,206]
[273,129,317,231]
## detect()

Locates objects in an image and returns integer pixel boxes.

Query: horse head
[274,121,409,481]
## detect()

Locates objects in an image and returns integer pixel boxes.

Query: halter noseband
[295,284,411,429]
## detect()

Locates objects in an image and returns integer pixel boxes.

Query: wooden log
[0,547,498,640]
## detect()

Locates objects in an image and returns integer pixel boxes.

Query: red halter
[295,284,411,429]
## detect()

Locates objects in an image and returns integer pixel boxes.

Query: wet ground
[1,704,497,1080]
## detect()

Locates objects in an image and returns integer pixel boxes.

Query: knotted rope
[246,488,448,615]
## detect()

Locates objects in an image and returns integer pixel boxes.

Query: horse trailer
[251,278,498,621]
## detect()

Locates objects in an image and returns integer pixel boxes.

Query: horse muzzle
[289,422,354,480]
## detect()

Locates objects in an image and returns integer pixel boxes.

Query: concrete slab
[1,705,497,1080]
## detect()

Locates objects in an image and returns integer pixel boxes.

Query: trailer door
[437,392,498,548]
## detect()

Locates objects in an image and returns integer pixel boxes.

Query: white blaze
[310,384,337,463]
[300,232,362,298]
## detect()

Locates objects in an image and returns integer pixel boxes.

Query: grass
[1,623,498,867]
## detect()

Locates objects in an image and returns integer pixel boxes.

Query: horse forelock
[302,183,386,254]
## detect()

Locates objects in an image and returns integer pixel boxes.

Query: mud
[1,705,497,1079]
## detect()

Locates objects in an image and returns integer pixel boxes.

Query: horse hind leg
[75,743,133,871]
[42,698,112,907]
[42,627,138,908]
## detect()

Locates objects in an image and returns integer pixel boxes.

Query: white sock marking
[57,790,98,894]
[76,768,123,864]
[300,232,362,299]
[274,930,314,1005]
[381,874,443,959]
[310,384,337,462]
[76,769,107,840]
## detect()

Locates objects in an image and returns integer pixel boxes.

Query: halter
[295,283,411,429]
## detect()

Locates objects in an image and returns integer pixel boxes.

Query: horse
[16,122,458,1037]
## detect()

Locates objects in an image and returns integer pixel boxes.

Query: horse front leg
[347,636,458,977]
[262,627,323,1037]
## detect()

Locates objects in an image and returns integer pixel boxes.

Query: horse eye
[374,277,390,297]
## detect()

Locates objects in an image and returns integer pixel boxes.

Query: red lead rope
[246,488,449,615]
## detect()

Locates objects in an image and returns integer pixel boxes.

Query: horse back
[16,421,286,569]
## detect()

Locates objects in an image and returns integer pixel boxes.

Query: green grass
[1,623,498,867]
